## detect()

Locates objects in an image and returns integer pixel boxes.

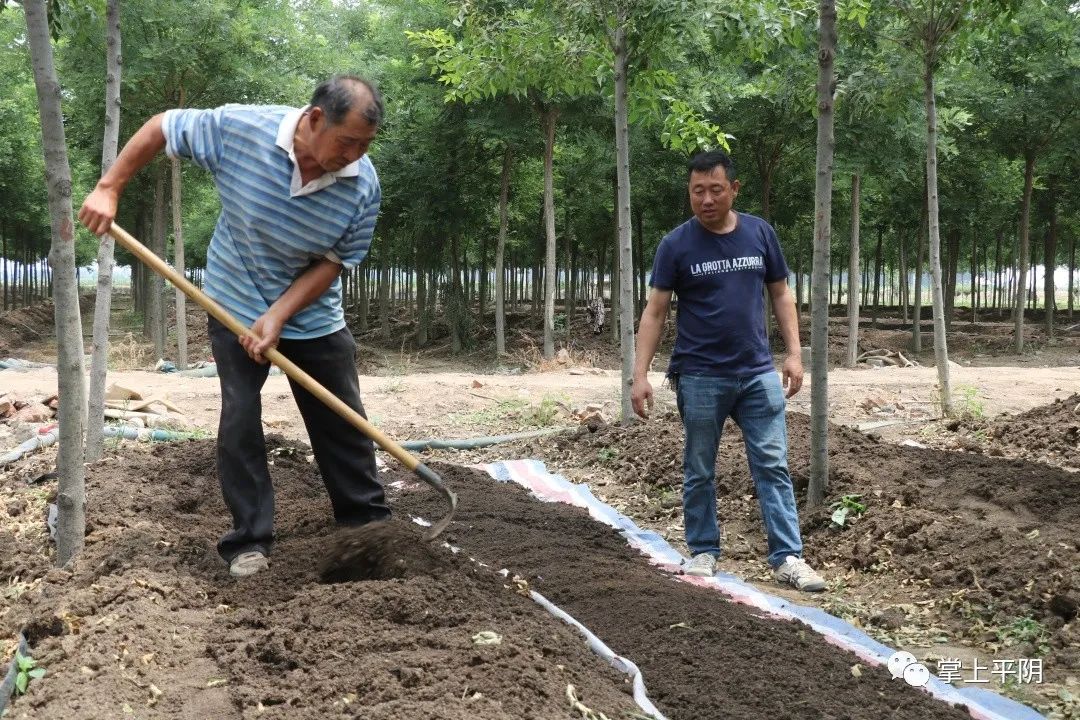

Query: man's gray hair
[310,75,384,127]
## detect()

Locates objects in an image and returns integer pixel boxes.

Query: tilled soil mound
[2,440,639,719]
[6,437,982,720]
[398,466,974,720]
[0,303,55,358]
[507,408,1080,677]
[936,393,1080,469]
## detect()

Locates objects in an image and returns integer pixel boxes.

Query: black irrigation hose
[399,427,570,451]
[0,632,29,717]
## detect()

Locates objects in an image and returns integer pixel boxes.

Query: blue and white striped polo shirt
[162,104,380,339]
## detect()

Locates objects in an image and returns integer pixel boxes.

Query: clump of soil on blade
[318,520,444,583]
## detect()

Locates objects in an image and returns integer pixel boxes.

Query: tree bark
[971,227,979,325]
[944,225,960,330]
[357,264,369,332]
[913,176,927,352]
[540,106,558,359]
[1069,224,1076,321]
[795,240,804,317]
[171,85,187,369]
[2,226,8,310]
[379,258,390,343]
[172,154,187,368]
[845,173,860,368]
[872,224,883,329]
[450,235,463,354]
[630,202,639,315]
[149,165,167,360]
[899,230,909,324]
[1044,178,1057,338]
[808,0,836,510]
[924,65,952,416]
[85,0,123,462]
[993,228,1003,313]
[494,145,511,357]
[25,0,87,566]
[1014,151,1035,352]
[613,17,635,423]
[415,249,427,347]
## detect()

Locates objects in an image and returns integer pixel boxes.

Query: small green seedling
[597,447,618,463]
[14,651,46,695]
[830,494,867,528]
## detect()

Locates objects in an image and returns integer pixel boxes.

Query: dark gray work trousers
[208,315,389,562]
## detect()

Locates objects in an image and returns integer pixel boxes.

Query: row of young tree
[2,0,1076,346]
[0,0,1076,562]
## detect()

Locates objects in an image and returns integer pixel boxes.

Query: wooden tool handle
[107,223,421,471]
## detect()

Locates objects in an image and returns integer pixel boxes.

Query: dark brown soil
[936,392,1080,468]
[1,440,639,719]
[0,302,55,358]
[503,406,1080,679]
[396,465,974,720]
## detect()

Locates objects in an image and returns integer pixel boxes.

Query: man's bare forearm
[771,286,801,356]
[267,259,343,322]
[98,113,167,193]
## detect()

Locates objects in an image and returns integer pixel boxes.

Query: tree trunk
[845,173,860,368]
[971,228,979,325]
[357,265,369,332]
[1044,178,1057,338]
[872,224,883,329]
[85,0,123,462]
[808,0,836,510]
[1014,152,1036,352]
[924,65,952,416]
[494,145,511,357]
[379,258,390,343]
[993,228,1003,313]
[613,19,635,423]
[2,226,8,310]
[609,228,620,345]
[1069,225,1075,321]
[172,154,187,368]
[415,251,427,347]
[630,202,639,315]
[899,230,909,324]
[913,178,927,353]
[149,165,167,360]
[25,0,87,566]
[795,240,804,317]
[540,106,558,359]
[450,235,463,354]
[944,225,960,330]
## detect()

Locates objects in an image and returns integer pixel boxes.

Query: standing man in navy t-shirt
[631,151,826,592]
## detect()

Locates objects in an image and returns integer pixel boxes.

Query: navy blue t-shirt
[650,213,790,378]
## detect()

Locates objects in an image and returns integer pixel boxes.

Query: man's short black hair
[310,74,384,127]
[688,150,737,182]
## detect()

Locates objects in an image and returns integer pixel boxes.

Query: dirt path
[3,364,1078,445]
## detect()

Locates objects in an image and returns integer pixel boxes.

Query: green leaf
[16,653,36,672]
[15,671,28,695]
[831,506,850,526]
[28,668,46,680]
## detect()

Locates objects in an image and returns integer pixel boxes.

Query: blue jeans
[675,372,803,568]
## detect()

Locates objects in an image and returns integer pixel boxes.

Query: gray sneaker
[229,551,268,578]
[684,553,717,577]
[773,556,826,592]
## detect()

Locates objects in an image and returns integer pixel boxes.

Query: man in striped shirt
[79,76,390,578]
